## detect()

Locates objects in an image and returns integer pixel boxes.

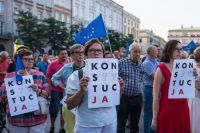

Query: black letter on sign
[101,63,108,70]
[12,98,16,103]
[25,78,31,84]
[112,84,116,91]
[91,63,98,70]
[93,85,97,92]
[173,80,176,86]
[93,74,97,81]
[182,63,187,69]
[102,84,108,92]
[8,81,14,87]
[187,80,191,86]
[17,80,23,85]
[29,94,33,100]
[10,89,15,95]
[189,63,193,68]
[174,72,178,78]
[20,96,25,102]
[175,63,180,69]
[111,63,117,70]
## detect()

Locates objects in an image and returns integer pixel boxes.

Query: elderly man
[51,44,85,133]
[117,43,143,133]
[66,39,123,133]
[142,45,158,133]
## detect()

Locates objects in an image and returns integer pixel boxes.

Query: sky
[113,0,200,40]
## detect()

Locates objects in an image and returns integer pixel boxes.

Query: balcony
[0,32,13,40]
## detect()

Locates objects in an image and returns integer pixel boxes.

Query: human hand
[30,84,39,92]
[80,76,89,92]
[151,118,157,133]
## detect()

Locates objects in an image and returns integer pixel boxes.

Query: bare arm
[151,67,163,130]
[66,76,89,110]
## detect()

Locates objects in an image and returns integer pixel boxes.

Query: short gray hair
[147,45,156,54]
[70,44,84,54]
[0,51,9,61]
[129,42,140,52]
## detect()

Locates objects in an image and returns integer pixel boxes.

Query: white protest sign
[86,58,120,108]
[60,95,77,115]
[4,75,39,116]
[169,59,195,98]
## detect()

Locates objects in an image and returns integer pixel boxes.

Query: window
[128,19,130,25]
[124,25,126,35]
[14,4,21,14]
[124,18,126,23]
[37,0,44,5]
[61,14,65,22]
[0,2,4,14]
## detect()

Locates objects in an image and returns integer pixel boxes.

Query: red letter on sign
[22,104,27,110]
[179,89,184,95]
[171,89,175,95]
[102,96,108,103]
[13,106,17,112]
[92,96,96,104]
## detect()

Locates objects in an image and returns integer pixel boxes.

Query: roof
[169,27,200,32]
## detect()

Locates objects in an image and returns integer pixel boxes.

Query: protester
[0,51,10,86]
[142,45,158,133]
[46,47,68,133]
[7,46,29,73]
[188,46,200,133]
[36,53,49,75]
[104,50,113,58]
[117,43,143,133]
[66,39,124,133]
[52,44,85,133]
[113,50,120,59]
[0,49,49,133]
[151,40,190,133]
[119,47,126,58]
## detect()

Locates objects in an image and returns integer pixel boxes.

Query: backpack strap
[78,69,83,80]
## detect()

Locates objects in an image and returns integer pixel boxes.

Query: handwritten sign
[86,58,120,108]
[4,75,39,116]
[169,59,195,98]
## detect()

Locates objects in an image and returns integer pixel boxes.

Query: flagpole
[106,34,113,54]
[102,22,113,54]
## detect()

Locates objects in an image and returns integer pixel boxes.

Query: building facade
[123,10,140,41]
[140,29,166,54]
[168,26,200,46]
[72,0,123,33]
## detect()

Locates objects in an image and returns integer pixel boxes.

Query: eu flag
[183,40,197,51]
[74,14,107,44]
[16,54,25,81]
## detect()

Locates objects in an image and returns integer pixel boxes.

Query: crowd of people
[0,38,199,133]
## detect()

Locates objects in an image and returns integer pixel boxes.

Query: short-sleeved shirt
[119,57,143,96]
[66,67,117,127]
[46,60,66,93]
[142,57,158,87]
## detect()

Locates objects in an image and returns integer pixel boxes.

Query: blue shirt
[119,57,144,96]
[142,57,158,87]
[66,67,117,127]
[36,61,49,75]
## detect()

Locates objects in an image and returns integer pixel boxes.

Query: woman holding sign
[66,39,124,133]
[0,49,49,133]
[151,40,190,133]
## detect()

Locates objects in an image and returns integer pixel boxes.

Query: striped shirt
[0,70,49,127]
[119,57,143,96]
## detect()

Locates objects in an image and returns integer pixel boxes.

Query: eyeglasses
[88,49,103,54]
[73,51,84,54]
[174,47,183,52]
[22,58,34,62]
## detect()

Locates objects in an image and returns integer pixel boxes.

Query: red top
[46,60,66,93]
[157,64,190,133]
